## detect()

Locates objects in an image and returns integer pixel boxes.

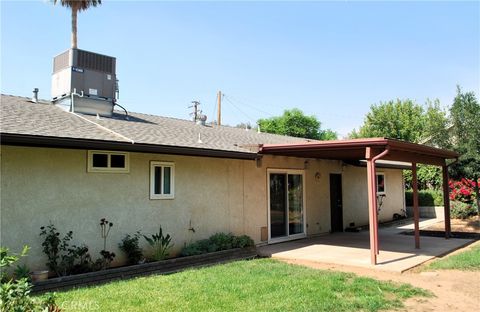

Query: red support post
[366,147,377,265]
[412,163,420,249]
[442,165,451,238]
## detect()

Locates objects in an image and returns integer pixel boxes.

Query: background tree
[449,86,480,213]
[258,108,337,140]
[350,98,451,192]
[350,99,425,142]
[53,0,102,49]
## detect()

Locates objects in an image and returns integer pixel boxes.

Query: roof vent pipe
[32,88,39,103]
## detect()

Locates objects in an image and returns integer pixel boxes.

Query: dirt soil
[425,216,480,233]
[283,235,480,311]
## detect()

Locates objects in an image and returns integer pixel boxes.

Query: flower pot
[30,270,49,282]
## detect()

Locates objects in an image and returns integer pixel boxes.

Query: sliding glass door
[269,170,305,242]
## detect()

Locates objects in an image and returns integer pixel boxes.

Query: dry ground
[284,218,480,312]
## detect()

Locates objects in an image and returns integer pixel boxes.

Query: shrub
[119,232,143,265]
[405,190,443,206]
[233,235,255,248]
[181,233,254,257]
[450,201,477,219]
[449,179,478,204]
[39,222,92,276]
[0,246,60,311]
[143,226,173,261]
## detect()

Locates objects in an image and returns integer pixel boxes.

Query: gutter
[0,133,258,160]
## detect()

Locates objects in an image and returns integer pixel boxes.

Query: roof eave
[0,133,258,160]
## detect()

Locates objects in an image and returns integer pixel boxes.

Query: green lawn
[426,243,480,271]
[48,259,429,312]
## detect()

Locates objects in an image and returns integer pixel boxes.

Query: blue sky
[1,1,479,137]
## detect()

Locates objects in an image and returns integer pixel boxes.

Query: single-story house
[0,93,459,269]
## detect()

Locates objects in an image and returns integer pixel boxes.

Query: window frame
[376,172,386,195]
[87,150,129,173]
[150,161,175,200]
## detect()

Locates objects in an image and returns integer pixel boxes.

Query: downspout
[370,147,390,256]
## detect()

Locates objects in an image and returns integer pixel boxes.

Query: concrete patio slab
[258,219,474,272]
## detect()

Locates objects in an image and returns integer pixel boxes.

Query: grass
[46,259,429,312]
[425,243,480,271]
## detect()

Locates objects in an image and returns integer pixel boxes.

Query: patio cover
[258,138,459,265]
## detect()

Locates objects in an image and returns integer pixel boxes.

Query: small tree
[258,108,337,140]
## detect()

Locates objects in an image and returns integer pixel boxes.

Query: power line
[225,94,274,117]
[223,95,257,125]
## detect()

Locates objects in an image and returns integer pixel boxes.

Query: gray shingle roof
[1,94,311,154]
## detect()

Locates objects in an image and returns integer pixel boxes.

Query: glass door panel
[288,174,304,235]
[269,173,287,238]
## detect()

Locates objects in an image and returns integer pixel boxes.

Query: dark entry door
[330,174,343,232]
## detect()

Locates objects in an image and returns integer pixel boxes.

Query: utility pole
[190,101,201,121]
[217,91,222,126]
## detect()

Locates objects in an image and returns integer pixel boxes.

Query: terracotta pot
[30,270,49,282]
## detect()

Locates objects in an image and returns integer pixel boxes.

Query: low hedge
[405,190,444,206]
[181,233,254,257]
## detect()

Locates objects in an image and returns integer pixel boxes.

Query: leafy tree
[423,99,451,149]
[258,109,337,140]
[350,99,425,142]
[449,86,480,213]
[53,0,102,49]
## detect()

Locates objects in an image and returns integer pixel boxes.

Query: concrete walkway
[258,219,474,272]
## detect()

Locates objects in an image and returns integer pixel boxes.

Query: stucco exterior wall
[342,166,405,226]
[1,145,404,271]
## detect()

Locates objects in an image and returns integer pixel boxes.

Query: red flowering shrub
[448,178,478,204]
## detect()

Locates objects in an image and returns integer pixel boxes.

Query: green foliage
[351,99,427,142]
[14,264,31,281]
[1,246,29,280]
[405,190,444,207]
[0,246,60,312]
[450,201,477,219]
[449,86,480,213]
[143,226,173,261]
[52,259,429,312]
[181,233,254,257]
[403,165,443,190]
[119,232,143,265]
[39,222,92,276]
[424,99,451,149]
[258,108,337,140]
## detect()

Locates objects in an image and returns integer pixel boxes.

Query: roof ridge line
[69,112,135,144]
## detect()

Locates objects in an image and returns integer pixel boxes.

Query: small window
[376,173,386,194]
[88,151,129,173]
[150,161,175,199]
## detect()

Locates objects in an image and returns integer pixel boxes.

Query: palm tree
[53,0,102,49]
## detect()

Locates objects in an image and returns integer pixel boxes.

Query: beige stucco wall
[0,145,404,271]
[342,166,406,226]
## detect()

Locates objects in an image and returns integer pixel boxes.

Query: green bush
[0,246,59,312]
[450,201,477,219]
[119,232,143,265]
[181,233,254,257]
[405,190,444,206]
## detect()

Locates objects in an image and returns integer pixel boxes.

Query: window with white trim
[376,173,386,194]
[150,161,175,199]
[88,151,129,173]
